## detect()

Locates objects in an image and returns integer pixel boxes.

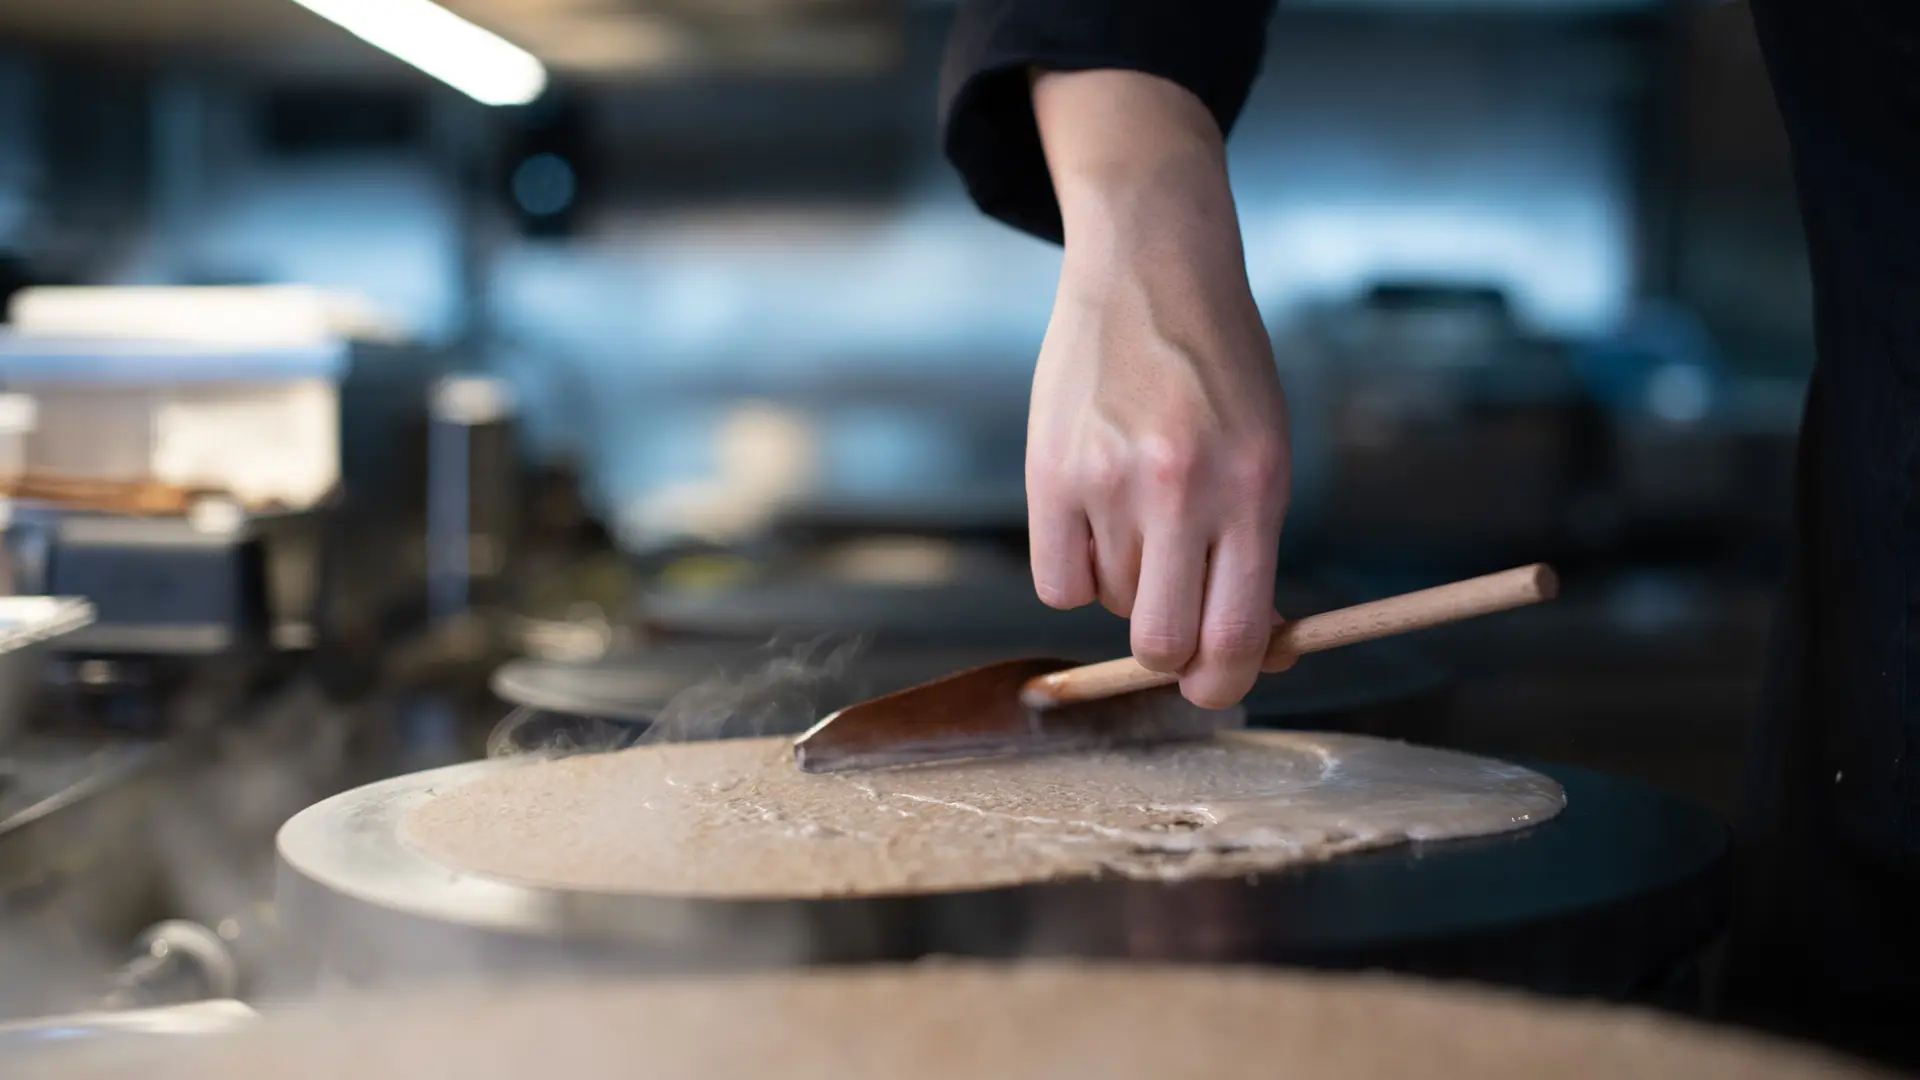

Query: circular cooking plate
[276,756,1728,999]
[488,635,1450,749]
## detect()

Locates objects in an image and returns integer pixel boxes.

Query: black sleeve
[938,0,1278,244]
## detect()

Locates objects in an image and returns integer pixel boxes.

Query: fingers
[1263,612,1297,674]
[1131,523,1208,674]
[1028,499,1096,610]
[1087,506,1142,618]
[1180,527,1282,709]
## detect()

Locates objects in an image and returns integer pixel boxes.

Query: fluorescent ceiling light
[287,0,548,106]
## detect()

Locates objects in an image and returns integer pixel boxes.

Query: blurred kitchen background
[0,0,1807,1022]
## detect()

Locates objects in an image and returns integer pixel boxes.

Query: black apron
[1728,0,1920,1064]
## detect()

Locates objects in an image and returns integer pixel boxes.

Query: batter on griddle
[398,732,1564,899]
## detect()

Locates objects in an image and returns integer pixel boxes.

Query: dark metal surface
[5,508,274,657]
[491,635,1451,741]
[637,575,1353,646]
[621,570,1453,741]
[276,757,1728,1001]
[637,577,1129,646]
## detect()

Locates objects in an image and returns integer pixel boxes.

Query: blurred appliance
[1298,282,1596,565]
[2,284,432,517]
[0,329,351,657]
[0,330,345,513]
[0,602,166,1008]
[1572,307,1799,558]
[426,376,521,623]
[0,288,455,660]
[0,739,166,1020]
[3,507,275,657]
[0,597,93,744]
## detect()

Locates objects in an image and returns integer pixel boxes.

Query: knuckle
[1206,619,1272,660]
[1228,437,1288,494]
[1138,433,1204,489]
[1132,623,1197,671]
[1080,448,1126,498]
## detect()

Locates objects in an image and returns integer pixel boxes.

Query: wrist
[1033,69,1232,230]
[1032,70,1243,269]
[1053,152,1238,268]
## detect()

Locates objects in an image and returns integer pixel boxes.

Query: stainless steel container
[0,597,93,743]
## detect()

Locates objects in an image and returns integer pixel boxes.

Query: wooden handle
[1020,563,1558,709]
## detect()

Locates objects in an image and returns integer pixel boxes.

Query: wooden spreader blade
[792,658,1244,774]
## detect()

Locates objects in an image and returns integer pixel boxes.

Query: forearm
[1031,69,1257,358]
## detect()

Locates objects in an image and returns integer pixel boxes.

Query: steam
[0,636,875,1032]
[645,634,866,744]
[487,634,869,758]
[485,704,637,760]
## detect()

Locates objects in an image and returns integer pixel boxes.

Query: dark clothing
[939,0,1275,244]
[1731,0,1920,1063]
[1743,0,1920,876]
[940,0,1920,1063]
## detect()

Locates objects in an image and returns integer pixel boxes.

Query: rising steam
[487,634,869,759]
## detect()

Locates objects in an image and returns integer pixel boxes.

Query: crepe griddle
[275,756,1728,1002]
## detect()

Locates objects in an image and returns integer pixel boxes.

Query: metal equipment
[274,756,1727,1002]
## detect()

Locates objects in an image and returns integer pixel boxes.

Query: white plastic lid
[0,394,37,434]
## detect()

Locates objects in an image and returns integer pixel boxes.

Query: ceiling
[0,0,902,76]
[0,0,1652,80]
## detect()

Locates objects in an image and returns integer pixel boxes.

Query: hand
[1027,69,1292,710]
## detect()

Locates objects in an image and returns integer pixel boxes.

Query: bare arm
[1026,69,1290,709]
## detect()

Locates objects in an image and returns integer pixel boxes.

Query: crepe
[14,963,1886,1080]
[398,731,1565,899]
